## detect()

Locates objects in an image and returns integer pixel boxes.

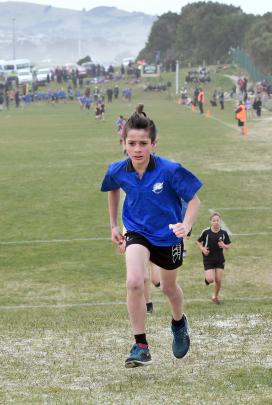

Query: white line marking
[212,207,271,211]
[1,231,272,246]
[209,114,239,131]
[231,232,272,236]
[0,237,110,245]
[0,296,270,310]
[209,208,232,235]
[184,103,240,132]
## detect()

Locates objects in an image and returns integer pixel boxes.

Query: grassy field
[0,72,271,404]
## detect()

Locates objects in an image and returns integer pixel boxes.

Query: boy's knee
[160,283,176,297]
[126,278,143,292]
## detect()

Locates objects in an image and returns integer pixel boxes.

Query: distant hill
[0,2,156,65]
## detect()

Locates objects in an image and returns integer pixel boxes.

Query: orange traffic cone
[206,110,211,118]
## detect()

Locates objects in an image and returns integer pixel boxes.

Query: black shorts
[125,231,183,270]
[238,120,244,127]
[204,261,225,271]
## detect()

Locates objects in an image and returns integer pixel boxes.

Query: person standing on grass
[198,87,205,114]
[196,212,231,304]
[253,96,262,117]
[235,101,247,135]
[219,90,224,110]
[101,111,202,368]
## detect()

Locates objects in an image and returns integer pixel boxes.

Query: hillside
[0,2,156,64]
[137,2,272,75]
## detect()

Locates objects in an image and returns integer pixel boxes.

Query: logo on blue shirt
[152,182,164,194]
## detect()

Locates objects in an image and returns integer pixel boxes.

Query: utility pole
[12,18,16,59]
[175,60,179,95]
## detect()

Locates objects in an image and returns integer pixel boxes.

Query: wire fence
[230,48,272,83]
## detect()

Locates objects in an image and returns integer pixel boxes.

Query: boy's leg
[125,244,152,367]
[160,267,190,359]
[160,268,183,320]
[144,278,151,305]
[144,264,153,314]
[150,263,160,287]
[125,244,149,334]
[214,268,224,300]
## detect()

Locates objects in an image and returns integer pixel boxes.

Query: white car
[63,63,87,78]
[17,69,33,84]
[122,58,133,67]
[36,68,53,83]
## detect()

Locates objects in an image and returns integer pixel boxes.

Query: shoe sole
[125,359,153,368]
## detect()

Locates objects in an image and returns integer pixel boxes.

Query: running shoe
[171,315,190,359]
[146,302,153,314]
[125,344,152,368]
[212,297,220,304]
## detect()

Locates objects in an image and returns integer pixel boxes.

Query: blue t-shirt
[101,155,202,246]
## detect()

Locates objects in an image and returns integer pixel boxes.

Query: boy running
[101,112,202,367]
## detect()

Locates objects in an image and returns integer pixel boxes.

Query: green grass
[0,72,271,404]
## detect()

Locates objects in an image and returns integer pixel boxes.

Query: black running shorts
[204,261,225,271]
[125,231,183,270]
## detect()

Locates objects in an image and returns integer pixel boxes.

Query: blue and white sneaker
[125,344,152,368]
[171,314,190,359]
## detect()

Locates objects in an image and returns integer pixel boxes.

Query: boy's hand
[169,223,190,238]
[111,226,124,247]
[118,240,126,254]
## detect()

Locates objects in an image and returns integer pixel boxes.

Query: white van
[17,69,33,84]
[0,60,6,73]
[4,59,32,75]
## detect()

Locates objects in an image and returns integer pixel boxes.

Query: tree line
[137,2,272,75]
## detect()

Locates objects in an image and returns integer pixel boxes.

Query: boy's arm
[169,195,201,238]
[108,189,124,246]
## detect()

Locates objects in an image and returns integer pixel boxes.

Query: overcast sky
[1,0,271,15]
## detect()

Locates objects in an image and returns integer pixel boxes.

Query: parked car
[122,58,133,67]
[63,63,87,79]
[35,67,53,84]
[17,69,33,84]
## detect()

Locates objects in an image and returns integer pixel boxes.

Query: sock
[154,282,160,288]
[135,333,148,346]
[172,314,185,328]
